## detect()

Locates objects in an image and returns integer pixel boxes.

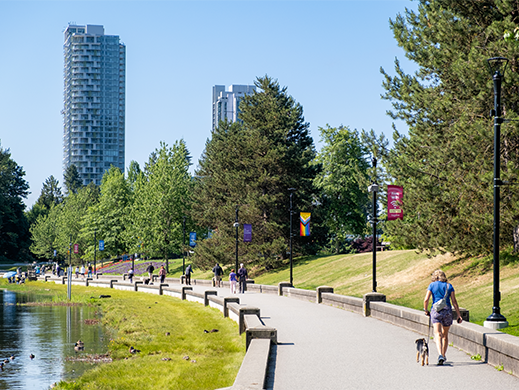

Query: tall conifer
[382,0,519,255]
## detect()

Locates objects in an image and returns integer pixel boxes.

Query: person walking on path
[229,269,237,294]
[80,265,85,278]
[75,266,79,278]
[237,263,248,293]
[146,262,155,283]
[424,269,462,366]
[212,263,224,287]
[185,264,193,285]
[128,268,134,283]
[87,263,92,278]
[159,265,167,284]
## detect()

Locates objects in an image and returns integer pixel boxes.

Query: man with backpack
[212,263,224,287]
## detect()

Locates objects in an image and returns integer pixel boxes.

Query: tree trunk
[513,224,519,253]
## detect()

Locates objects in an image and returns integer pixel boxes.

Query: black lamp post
[368,158,379,293]
[234,206,240,272]
[182,216,186,275]
[94,229,97,276]
[485,57,509,328]
[288,188,296,286]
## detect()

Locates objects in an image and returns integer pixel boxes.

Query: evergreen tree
[36,175,63,209]
[26,175,63,228]
[0,145,31,262]
[193,76,321,269]
[381,0,519,256]
[64,164,83,195]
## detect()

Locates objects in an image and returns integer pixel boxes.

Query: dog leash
[427,313,431,341]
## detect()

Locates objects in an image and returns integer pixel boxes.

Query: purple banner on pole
[243,224,252,242]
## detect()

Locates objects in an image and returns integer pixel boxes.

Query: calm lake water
[0,289,109,389]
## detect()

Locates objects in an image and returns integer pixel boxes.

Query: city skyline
[0,1,418,207]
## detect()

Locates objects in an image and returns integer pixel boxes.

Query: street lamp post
[234,206,240,272]
[368,158,379,293]
[485,57,509,329]
[182,216,186,275]
[94,229,97,276]
[288,188,296,286]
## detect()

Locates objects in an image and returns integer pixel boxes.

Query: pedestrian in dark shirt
[237,263,248,293]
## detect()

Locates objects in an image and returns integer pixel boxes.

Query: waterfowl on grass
[129,346,141,354]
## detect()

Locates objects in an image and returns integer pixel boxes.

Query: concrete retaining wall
[370,301,519,375]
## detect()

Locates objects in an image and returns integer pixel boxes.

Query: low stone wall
[321,292,363,314]
[370,300,519,375]
[282,287,316,303]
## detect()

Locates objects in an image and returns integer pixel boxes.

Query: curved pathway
[187,284,519,390]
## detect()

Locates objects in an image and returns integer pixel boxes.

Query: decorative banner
[189,232,197,247]
[73,244,79,254]
[300,212,311,236]
[99,240,105,251]
[243,224,252,242]
[387,185,404,221]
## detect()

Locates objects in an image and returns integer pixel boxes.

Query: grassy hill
[102,250,519,336]
[251,250,519,336]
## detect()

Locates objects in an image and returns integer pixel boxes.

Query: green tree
[129,141,193,271]
[193,76,321,269]
[26,175,63,229]
[0,145,31,261]
[81,167,130,260]
[314,125,370,253]
[29,204,59,260]
[54,183,100,263]
[64,164,83,195]
[381,0,519,256]
[126,160,142,190]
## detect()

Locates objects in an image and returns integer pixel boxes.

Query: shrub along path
[189,283,519,390]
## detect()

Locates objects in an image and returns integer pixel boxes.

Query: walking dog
[415,338,429,366]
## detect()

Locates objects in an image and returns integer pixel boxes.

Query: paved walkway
[187,284,519,390]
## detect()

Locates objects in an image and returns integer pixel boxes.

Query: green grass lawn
[0,280,245,390]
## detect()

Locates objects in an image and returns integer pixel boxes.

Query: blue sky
[0,0,418,207]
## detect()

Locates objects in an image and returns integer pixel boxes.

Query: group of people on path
[227,263,248,294]
[74,264,93,279]
[123,261,249,294]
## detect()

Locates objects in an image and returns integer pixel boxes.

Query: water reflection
[0,290,109,389]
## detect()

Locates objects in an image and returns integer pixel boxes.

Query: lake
[0,289,109,389]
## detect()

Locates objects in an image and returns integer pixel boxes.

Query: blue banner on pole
[189,232,197,247]
[99,240,105,251]
[243,224,252,242]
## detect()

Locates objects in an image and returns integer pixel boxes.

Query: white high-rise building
[62,24,126,186]
[212,84,256,131]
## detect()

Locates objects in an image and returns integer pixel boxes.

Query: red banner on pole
[387,185,403,221]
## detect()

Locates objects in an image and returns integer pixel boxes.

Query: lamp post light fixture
[288,188,297,286]
[94,229,97,276]
[484,57,509,329]
[368,158,379,293]
[234,206,240,272]
[182,216,186,275]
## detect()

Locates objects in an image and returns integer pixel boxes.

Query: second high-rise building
[62,24,126,186]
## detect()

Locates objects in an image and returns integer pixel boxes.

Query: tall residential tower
[212,84,256,131]
[62,24,126,186]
